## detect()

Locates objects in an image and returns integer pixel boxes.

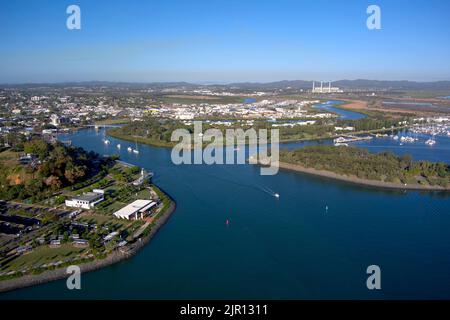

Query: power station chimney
[312,81,315,92]
[320,81,323,92]
[329,81,331,93]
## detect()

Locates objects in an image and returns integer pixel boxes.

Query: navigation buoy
[226,219,230,226]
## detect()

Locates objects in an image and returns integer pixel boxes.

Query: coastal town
[2,83,449,149]
[0,81,449,294]
[3,0,450,308]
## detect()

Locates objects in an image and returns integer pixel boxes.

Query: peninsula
[0,138,176,293]
[255,145,450,191]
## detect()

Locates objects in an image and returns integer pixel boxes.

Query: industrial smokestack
[312,81,315,92]
[320,81,323,92]
[329,81,331,93]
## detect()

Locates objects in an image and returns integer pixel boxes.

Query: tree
[64,165,86,184]
[54,195,66,205]
[44,175,62,191]
[24,139,50,160]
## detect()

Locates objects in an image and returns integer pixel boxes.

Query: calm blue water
[2,128,450,299]
[313,100,366,120]
[282,129,450,163]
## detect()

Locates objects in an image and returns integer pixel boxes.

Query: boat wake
[185,166,281,200]
[259,186,280,198]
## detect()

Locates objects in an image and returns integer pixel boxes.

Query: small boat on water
[425,138,436,146]
[103,139,110,145]
[375,133,389,138]
[127,147,133,152]
[274,193,280,199]
[117,144,121,149]
[399,136,417,143]
[133,139,139,154]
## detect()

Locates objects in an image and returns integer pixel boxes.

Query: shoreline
[106,126,409,149]
[250,158,450,191]
[0,196,177,294]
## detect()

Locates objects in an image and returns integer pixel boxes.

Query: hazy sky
[1,0,450,83]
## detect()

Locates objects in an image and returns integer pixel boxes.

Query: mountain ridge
[2,79,450,91]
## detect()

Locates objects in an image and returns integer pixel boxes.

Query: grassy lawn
[79,213,128,228]
[134,188,152,199]
[101,201,126,214]
[77,213,135,231]
[0,149,18,160]
[104,184,121,193]
[78,213,117,225]
[1,244,86,272]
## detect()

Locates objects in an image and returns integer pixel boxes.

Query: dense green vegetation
[280,145,450,187]
[108,118,184,147]
[108,113,407,148]
[339,117,401,132]
[0,138,110,202]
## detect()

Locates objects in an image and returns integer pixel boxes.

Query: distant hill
[2,79,450,91]
[0,81,199,89]
[227,80,312,90]
[334,79,450,91]
[227,79,450,91]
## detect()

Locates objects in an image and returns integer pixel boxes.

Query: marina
[409,122,450,137]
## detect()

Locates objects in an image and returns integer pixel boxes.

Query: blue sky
[1,0,450,83]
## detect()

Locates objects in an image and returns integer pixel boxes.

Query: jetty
[333,135,373,144]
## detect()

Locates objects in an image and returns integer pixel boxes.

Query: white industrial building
[312,81,343,93]
[65,190,105,210]
[113,200,157,220]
